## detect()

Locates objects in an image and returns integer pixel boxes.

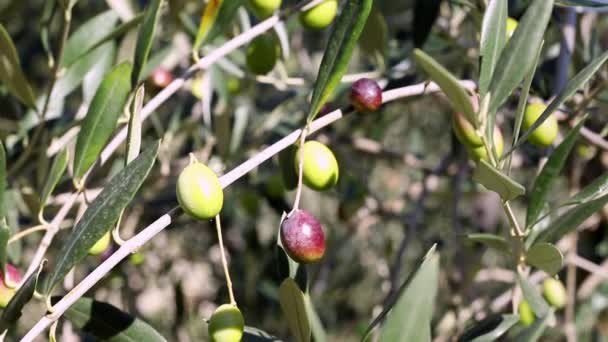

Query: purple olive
[280,210,325,264]
[350,78,382,112]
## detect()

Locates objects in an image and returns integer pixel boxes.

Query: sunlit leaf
[278,278,311,342]
[478,0,507,99]
[40,148,69,213]
[526,243,563,276]
[518,271,550,318]
[132,0,163,87]
[459,314,519,342]
[472,159,525,201]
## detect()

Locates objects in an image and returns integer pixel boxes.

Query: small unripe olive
[299,0,338,31]
[129,251,145,266]
[0,264,22,308]
[351,78,382,112]
[542,278,567,309]
[191,76,205,100]
[468,126,504,161]
[280,210,325,263]
[295,141,339,191]
[278,145,298,191]
[89,231,111,256]
[523,102,558,147]
[246,34,280,75]
[149,67,173,89]
[506,17,518,39]
[518,300,535,327]
[177,162,224,220]
[248,0,282,18]
[226,77,241,95]
[208,304,245,342]
[452,112,483,147]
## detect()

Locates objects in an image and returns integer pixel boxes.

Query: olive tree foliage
[0,0,608,341]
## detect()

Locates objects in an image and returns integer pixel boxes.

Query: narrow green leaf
[466,233,511,255]
[518,271,550,318]
[565,173,608,205]
[63,14,143,68]
[61,10,119,67]
[478,0,507,99]
[278,278,311,342]
[526,119,585,227]
[126,85,144,166]
[40,148,69,212]
[526,243,563,276]
[45,142,159,295]
[73,62,133,181]
[362,245,437,340]
[305,294,327,342]
[459,314,519,342]
[414,49,476,126]
[379,252,439,342]
[132,0,163,87]
[511,49,608,152]
[472,159,525,201]
[306,0,373,123]
[512,309,554,342]
[82,42,117,103]
[534,193,608,244]
[487,0,554,113]
[0,141,5,219]
[0,220,9,277]
[359,6,388,63]
[194,0,243,55]
[193,0,222,53]
[243,326,283,341]
[60,297,167,341]
[54,42,113,99]
[58,0,78,11]
[0,260,44,333]
[0,23,37,110]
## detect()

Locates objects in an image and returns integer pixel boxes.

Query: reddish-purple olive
[149,67,173,89]
[280,210,325,264]
[350,78,382,112]
[0,264,22,308]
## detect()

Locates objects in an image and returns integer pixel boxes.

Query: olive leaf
[278,278,311,342]
[0,220,9,277]
[39,148,69,214]
[466,233,511,255]
[73,62,133,181]
[526,118,585,228]
[413,49,476,126]
[564,173,608,205]
[526,243,563,276]
[306,0,373,123]
[304,294,327,342]
[132,0,163,87]
[60,297,167,341]
[0,260,44,333]
[61,10,119,67]
[44,142,159,295]
[472,159,525,201]
[82,42,117,103]
[243,326,283,341]
[0,23,37,110]
[193,0,243,57]
[478,0,507,99]
[518,271,550,318]
[359,6,388,63]
[459,314,519,342]
[126,85,144,166]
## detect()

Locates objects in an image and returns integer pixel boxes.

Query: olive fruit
[191,76,205,100]
[248,0,282,18]
[0,264,22,308]
[279,145,298,191]
[246,34,280,75]
[523,102,558,147]
[176,162,224,220]
[89,231,111,256]
[129,251,145,266]
[149,67,173,89]
[280,210,325,263]
[468,126,505,162]
[518,300,535,327]
[299,0,338,30]
[452,111,483,147]
[294,141,339,191]
[351,78,382,112]
[506,17,518,39]
[542,278,567,309]
[208,304,245,342]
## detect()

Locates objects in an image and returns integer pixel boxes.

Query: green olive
[295,141,339,191]
[208,304,245,342]
[246,34,280,75]
[523,102,558,147]
[299,0,338,30]
[506,17,518,39]
[518,300,535,327]
[191,76,205,100]
[452,111,483,147]
[248,0,282,18]
[542,278,567,309]
[468,126,504,162]
[89,231,111,256]
[176,162,224,220]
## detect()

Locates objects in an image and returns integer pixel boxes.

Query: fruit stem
[214,215,236,306]
[112,210,127,246]
[291,126,309,214]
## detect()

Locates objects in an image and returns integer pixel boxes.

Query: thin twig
[215,215,235,306]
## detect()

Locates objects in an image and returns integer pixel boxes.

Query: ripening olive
[89,231,111,256]
[280,210,325,263]
[523,102,558,147]
[176,162,224,220]
[246,34,280,75]
[506,17,518,39]
[452,111,483,147]
[248,0,282,18]
[149,67,173,89]
[299,0,338,30]
[294,141,339,191]
[208,304,245,342]
[542,278,567,309]
[0,264,22,308]
[518,300,535,327]
[351,78,382,112]
[468,126,505,162]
